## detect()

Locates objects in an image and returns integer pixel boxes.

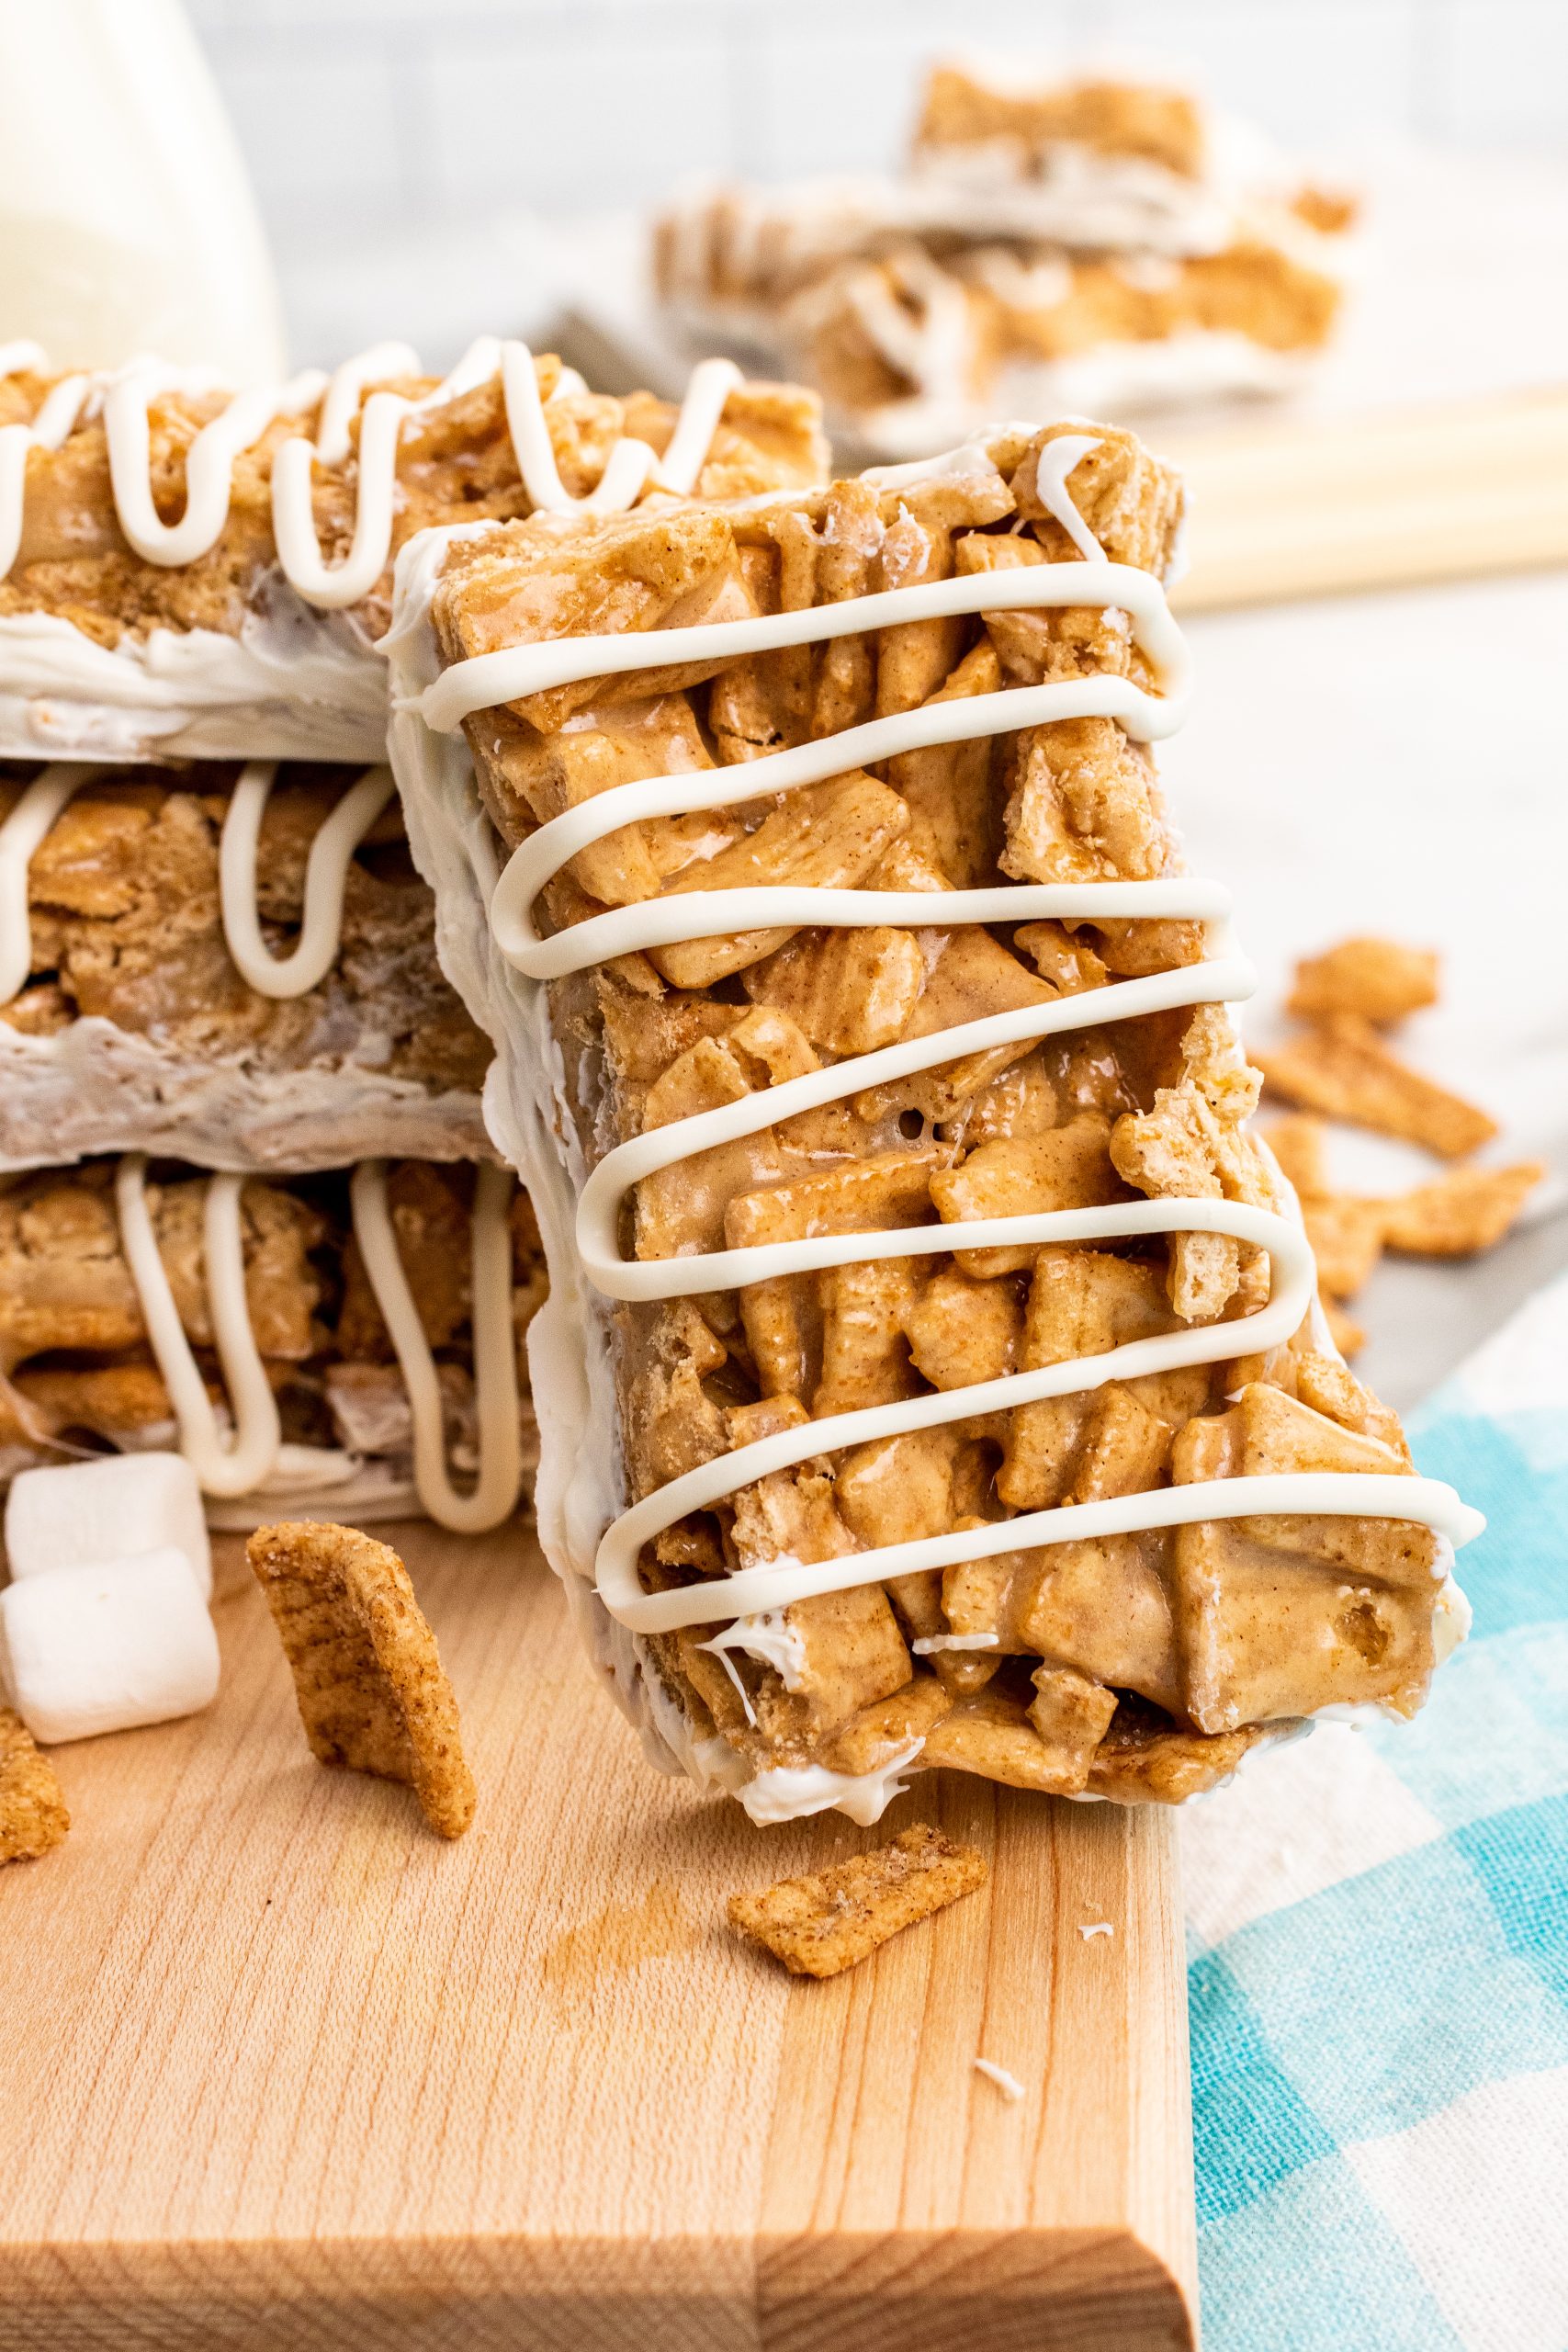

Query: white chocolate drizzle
[115,1151,283,1498]
[739,1740,926,1826]
[413,435,1484,1636]
[219,761,394,999]
[349,1159,524,1532]
[104,356,322,568]
[0,338,745,609]
[0,762,93,1001]
[0,344,93,577]
[0,759,391,1010]
[109,1152,521,1522]
[1030,430,1112,561]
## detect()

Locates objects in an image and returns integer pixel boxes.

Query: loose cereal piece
[1288,936,1439,1027]
[1381,1162,1545,1258]
[728,1824,987,1977]
[247,1521,475,1838]
[1255,1016,1496,1159]
[1261,1113,1331,1200]
[1302,1193,1387,1300]
[0,1704,69,1864]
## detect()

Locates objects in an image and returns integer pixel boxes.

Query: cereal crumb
[1288,936,1439,1027]
[1382,1162,1544,1258]
[728,1824,987,1977]
[0,1704,69,1863]
[247,1520,475,1838]
[1256,1015,1495,1159]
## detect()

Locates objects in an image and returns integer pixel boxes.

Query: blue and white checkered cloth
[1183,1269,1568,2352]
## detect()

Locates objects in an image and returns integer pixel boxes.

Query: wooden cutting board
[0,1522,1198,2351]
[561,304,1568,615]
[1166,384,1568,611]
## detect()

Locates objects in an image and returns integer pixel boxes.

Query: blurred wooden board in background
[0,1524,1198,2352]
[1166,385,1568,611]
[563,293,1568,617]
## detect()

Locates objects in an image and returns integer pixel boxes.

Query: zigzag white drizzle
[0,759,394,1007]
[415,440,1484,1632]
[112,1152,523,1528]
[0,337,742,609]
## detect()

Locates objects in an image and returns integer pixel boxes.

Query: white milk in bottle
[0,0,286,379]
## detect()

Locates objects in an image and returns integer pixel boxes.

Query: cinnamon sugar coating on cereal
[1,356,827,648]
[1287,935,1439,1027]
[0,1706,69,1864]
[434,422,1447,1805]
[728,1824,987,1977]
[1255,1015,1496,1159]
[247,1520,475,1838]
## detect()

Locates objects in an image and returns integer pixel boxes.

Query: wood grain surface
[1168,385,1568,611]
[0,1522,1198,2351]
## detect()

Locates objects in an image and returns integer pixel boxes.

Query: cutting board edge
[0,2222,1196,2350]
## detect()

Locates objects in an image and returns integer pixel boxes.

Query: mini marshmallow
[0,1548,220,1745]
[5,1453,211,1599]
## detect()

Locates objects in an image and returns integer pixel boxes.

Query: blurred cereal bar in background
[653,57,1354,458]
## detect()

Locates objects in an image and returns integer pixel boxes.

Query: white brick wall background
[180,0,1568,363]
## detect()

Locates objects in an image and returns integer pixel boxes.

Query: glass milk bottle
[0,0,286,380]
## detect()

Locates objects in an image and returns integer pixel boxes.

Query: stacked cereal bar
[0,337,826,758]
[0,338,828,1538]
[388,416,1480,1822]
[654,59,1354,457]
